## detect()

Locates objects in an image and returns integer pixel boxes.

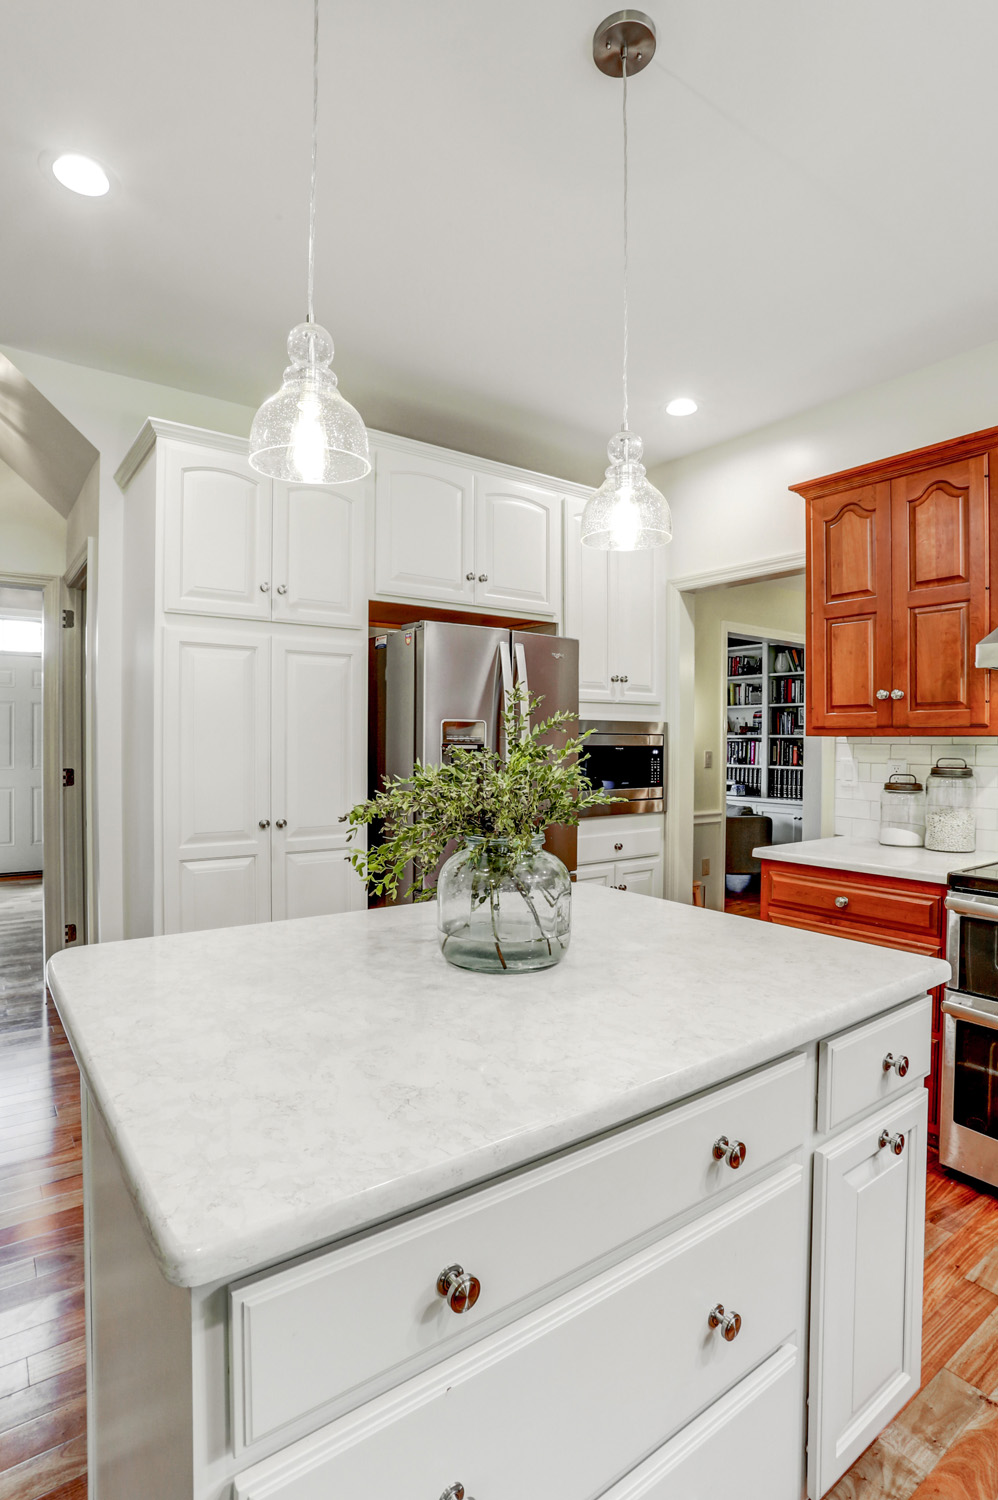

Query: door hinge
[62,609,75,628]
[62,768,75,787]
[64,923,77,943]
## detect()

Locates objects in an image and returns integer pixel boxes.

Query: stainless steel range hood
[977,629,998,668]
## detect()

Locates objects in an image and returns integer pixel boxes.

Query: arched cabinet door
[162,442,273,621]
[806,482,893,733]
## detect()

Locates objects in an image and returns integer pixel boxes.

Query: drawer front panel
[600,1343,801,1500]
[579,822,663,865]
[234,1168,804,1500]
[767,911,941,958]
[817,995,932,1133]
[232,1054,807,1449]
[766,865,942,941]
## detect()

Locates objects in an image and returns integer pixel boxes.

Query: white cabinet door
[614,856,662,898]
[162,440,273,621]
[808,1087,927,1499]
[272,480,366,629]
[270,632,367,921]
[612,547,660,704]
[162,627,272,933]
[475,478,560,616]
[564,497,614,701]
[374,448,475,603]
[0,654,43,875]
[575,862,614,885]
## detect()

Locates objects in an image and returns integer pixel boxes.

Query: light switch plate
[704,749,713,769]
[701,858,710,877]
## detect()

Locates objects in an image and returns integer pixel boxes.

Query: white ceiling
[4,1,998,484]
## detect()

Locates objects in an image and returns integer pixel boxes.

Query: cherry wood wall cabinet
[794,427,997,734]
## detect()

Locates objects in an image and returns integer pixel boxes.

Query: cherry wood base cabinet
[83,1006,932,1500]
[794,426,997,734]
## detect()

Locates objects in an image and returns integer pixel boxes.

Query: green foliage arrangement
[343,691,617,902]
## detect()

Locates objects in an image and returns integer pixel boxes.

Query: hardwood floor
[723,889,763,919]
[0,880,86,1500]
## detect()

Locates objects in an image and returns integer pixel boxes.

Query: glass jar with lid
[924,757,977,852]
[879,773,925,847]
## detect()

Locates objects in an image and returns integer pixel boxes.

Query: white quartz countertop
[753,835,991,884]
[47,887,949,1289]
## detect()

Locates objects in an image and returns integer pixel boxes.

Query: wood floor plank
[34,1476,87,1500]
[0,1256,37,1291]
[905,1397,998,1499]
[1,1392,86,1471]
[26,1336,85,1386]
[0,1283,83,1345]
[824,1440,924,1500]
[967,1239,998,1297]
[0,1359,28,1400]
[0,1224,84,1273]
[0,1204,83,1254]
[920,1277,998,1387]
[881,1368,993,1480]
[948,1307,998,1394]
[0,1363,86,1437]
[0,1191,83,1235]
[0,1432,86,1500]
[0,1304,85,1370]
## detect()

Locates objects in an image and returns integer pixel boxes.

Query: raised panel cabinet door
[890,457,990,730]
[373,448,475,603]
[614,856,662,897]
[806,482,893,732]
[807,1088,927,1499]
[162,440,273,620]
[270,632,367,921]
[575,861,614,885]
[271,479,367,628]
[611,547,660,704]
[474,477,560,615]
[563,498,614,701]
[161,627,272,933]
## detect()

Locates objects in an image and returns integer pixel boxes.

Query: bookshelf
[727,634,805,806]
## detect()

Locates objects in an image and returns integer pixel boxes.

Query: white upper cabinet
[613,547,659,703]
[374,448,476,604]
[564,498,613,700]
[163,441,273,621]
[474,478,561,616]
[563,498,661,706]
[272,481,366,628]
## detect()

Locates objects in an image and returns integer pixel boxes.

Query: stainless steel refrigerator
[369,620,580,896]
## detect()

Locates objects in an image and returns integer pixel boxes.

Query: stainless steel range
[940,862,998,1187]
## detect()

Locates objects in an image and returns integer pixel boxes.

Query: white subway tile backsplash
[975,745,998,766]
[856,763,871,782]
[833,736,998,848]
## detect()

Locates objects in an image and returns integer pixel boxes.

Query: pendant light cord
[621,44,629,433]
[306,0,318,327]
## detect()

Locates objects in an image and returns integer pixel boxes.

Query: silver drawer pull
[439,1486,473,1500]
[883,1052,909,1078]
[712,1135,747,1169]
[879,1129,905,1156]
[834,896,849,909]
[708,1304,742,1341]
[436,1264,481,1314]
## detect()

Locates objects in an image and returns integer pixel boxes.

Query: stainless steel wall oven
[941,865,998,1187]
[578,721,666,818]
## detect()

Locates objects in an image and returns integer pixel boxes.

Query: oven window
[952,1019,998,1139]
[959,917,998,1002]
[581,744,663,791]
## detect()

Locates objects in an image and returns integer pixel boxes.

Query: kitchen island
[48,886,949,1500]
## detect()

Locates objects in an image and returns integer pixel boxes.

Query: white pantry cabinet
[564,496,661,705]
[577,812,664,897]
[374,444,563,617]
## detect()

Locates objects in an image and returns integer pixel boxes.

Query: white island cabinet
[46,886,948,1500]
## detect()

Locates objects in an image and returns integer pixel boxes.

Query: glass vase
[437,836,572,974]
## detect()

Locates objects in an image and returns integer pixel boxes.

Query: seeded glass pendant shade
[581,11,672,553]
[249,0,370,486]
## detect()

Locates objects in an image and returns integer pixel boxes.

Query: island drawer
[764,864,944,947]
[233,1167,804,1500]
[578,822,663,865]
[817,995,932,1133]
[230,1053,807,1450]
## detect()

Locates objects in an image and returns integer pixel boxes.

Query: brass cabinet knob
[713,1135,747,1169]
[834,896,849,909]
[879,1129,905,1156]
[876,689,890,700]
[883,1052,909,1077]
[275,819,287,829]
[891,688,905,700]
[436,1264,481,1314]
[708,1303,742,1341]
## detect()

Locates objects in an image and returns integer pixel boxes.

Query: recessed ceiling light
[52,154,110,197]
[666,397,698,417]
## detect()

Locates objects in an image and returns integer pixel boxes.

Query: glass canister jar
[879,774,925,847]
[924,758,977,853]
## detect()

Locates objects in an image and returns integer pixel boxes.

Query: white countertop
[753,835,992,884]
[47,887,949,1289]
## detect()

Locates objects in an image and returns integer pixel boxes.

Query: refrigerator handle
[499,642,515,759]
[514,643,531,741]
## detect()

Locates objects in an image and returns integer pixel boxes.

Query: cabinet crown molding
[114,418,252,490]
[790,423,998,502]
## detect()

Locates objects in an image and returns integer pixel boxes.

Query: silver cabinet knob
[617,884,627,891]
[883,1052,909,1077]
[611,674,620,683]
[879,1129,906,1155]
[466,572,476,581]
[276,584,287,595]
[439,1486,473,1500]
[436,1263,481,1314]
[478,573,488,582]
[876,689,890,700]
[621,675,628,683]
[713,1135,747,1169]
[891,689,904,699]
[275,819,287,829]
[834,896,849,909]
[259,819,270,829]
[708,1304,742,1341]
[614,842,623,852]
[259,582,270,592]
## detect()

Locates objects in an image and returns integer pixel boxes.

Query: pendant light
[581,11,672,551]
[249,0,371,485]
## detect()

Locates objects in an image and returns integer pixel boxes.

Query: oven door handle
[942,995,998,1031]
[945,894,998,921]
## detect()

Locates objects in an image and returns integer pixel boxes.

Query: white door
[613,856,662,897]
[162,627,272,933]
[563,497,614,701]
[373,448,475,604]
[808,1087,927,1499]
[474,478,560,615]
[0,654,43,875]
[271,632,367,921]
[272,480,366,629]
[612,548,660,704]
[162,439,273,621]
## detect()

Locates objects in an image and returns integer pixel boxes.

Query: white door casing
[163,442,273,621]
[272,482,366,629]
[474,478,559,616]
[0,653,43,875]
[374,449,475,604]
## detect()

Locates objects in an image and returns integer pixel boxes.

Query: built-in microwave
[578,720,666,817]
